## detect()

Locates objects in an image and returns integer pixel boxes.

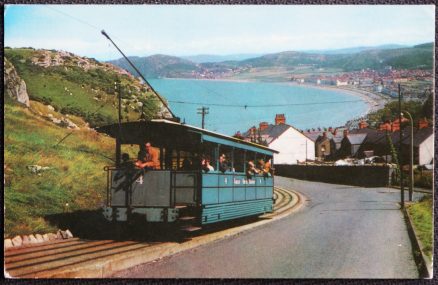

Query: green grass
[5,48,161,127]
[4,97,116,238]
[407,196,433,258]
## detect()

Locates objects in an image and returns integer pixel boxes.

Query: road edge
[402,206,433,279]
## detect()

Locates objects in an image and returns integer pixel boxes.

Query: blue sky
[4,5,435,60]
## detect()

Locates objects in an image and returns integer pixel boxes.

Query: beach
[284,82,390,117]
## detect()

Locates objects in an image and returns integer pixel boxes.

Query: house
[305,127,346,161]
[240,114,315,164]
[357,119,433,165]
[337,129,368,158]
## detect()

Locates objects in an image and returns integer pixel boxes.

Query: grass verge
[406,195,433,258]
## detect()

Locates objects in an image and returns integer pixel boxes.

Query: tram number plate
[234,178,241,185]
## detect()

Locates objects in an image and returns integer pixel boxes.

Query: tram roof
[97,119,279,154]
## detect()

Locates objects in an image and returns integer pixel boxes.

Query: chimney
[418,118,429,129]
[343,129,349,137]
[392,119,400,132]
[328,127,333,132]
[323,131,327,138]
[275,114,286,125]
[358,120,368,129]
[333,128,338,136]
[259,122,269,131]
[379,122,391,132]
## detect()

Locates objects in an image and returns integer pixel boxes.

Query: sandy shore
[284,82,390,116]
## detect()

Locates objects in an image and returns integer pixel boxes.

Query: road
[114,177,420,278]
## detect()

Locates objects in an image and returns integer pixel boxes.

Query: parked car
[365,156,385,164]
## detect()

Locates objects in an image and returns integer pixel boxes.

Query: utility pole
[115,81,121,167]
[402,111,414,202]
[398,84,404,208]
[197,106,209,129]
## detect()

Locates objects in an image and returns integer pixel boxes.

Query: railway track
[5,187,300,278]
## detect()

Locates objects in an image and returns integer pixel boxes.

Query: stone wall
[275,164,393,187]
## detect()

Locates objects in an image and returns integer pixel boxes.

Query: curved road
[115,177,420,278]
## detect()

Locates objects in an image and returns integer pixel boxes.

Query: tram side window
[201,142,218,172]
[234,149,245,173]
[256,153,266,171]
[218,145,233,173]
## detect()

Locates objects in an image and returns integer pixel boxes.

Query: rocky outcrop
[4,57,30,107]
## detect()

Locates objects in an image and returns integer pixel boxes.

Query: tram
[98,119,278,231]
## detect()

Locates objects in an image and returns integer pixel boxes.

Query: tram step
[178,216,196,221]
[180,226,202,232]
[175,205,188,209]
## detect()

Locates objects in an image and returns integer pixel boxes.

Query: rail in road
[5,187,299,278]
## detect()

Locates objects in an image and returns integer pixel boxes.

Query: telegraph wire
[147,98,364,108]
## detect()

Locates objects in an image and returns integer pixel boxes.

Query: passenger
[191,153,202,170]
[181,157,192,170]
[246,160,259,179]
[201,156,215,172]
[261,159,273,177]
[135,142,160,170]
[257,159,265,172]
[120,153,135,169]
[219,154,229,173]
[114,153,137,192]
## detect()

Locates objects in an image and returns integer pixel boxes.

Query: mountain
[108,54,202,79]
[180,53,263,63]
[5,48,172,127]
[302,44,409,55]
[108,43,434,80]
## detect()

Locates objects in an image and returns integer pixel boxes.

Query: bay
[149,79,368,135]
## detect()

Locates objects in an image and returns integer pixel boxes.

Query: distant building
[240,115,315,164]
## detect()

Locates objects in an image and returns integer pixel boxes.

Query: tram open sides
[98,119,278,226]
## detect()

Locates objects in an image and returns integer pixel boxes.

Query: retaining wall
[275,164,393,187]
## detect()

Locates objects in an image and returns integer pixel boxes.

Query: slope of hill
[302,44,408,55]
[5,48,172,127]
[108,54,202,79]
[4,49,170,237]
[4,95,116,237]
[109,43,433,80]
[181,53,263,63]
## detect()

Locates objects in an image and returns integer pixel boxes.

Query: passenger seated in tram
[201,156,215,172]
[135,142,160,170]
[261,159,273,177]
[181,157,192,170]
[246,160,260,179]
[219,154,230,173]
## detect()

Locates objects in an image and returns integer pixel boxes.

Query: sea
[148,78,368,135]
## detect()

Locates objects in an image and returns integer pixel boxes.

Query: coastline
[284,82,389,116]
[168,77,389,118]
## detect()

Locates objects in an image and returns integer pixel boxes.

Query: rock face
[4,57,30,107]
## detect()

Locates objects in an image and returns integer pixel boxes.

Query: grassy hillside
[4,48,169,238]
[109,43,433,79]
[4,48,166,127]
[4,96,117,237]
[109,54,202,79]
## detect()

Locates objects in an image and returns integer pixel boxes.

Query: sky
[4,5,435,61]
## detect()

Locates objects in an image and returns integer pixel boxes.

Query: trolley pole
[398,84,404,208]
[197,106,209,129]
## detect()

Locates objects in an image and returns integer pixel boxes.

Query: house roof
[346,133,368,145]
[411,127,433,146]
[352,128,387,145]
